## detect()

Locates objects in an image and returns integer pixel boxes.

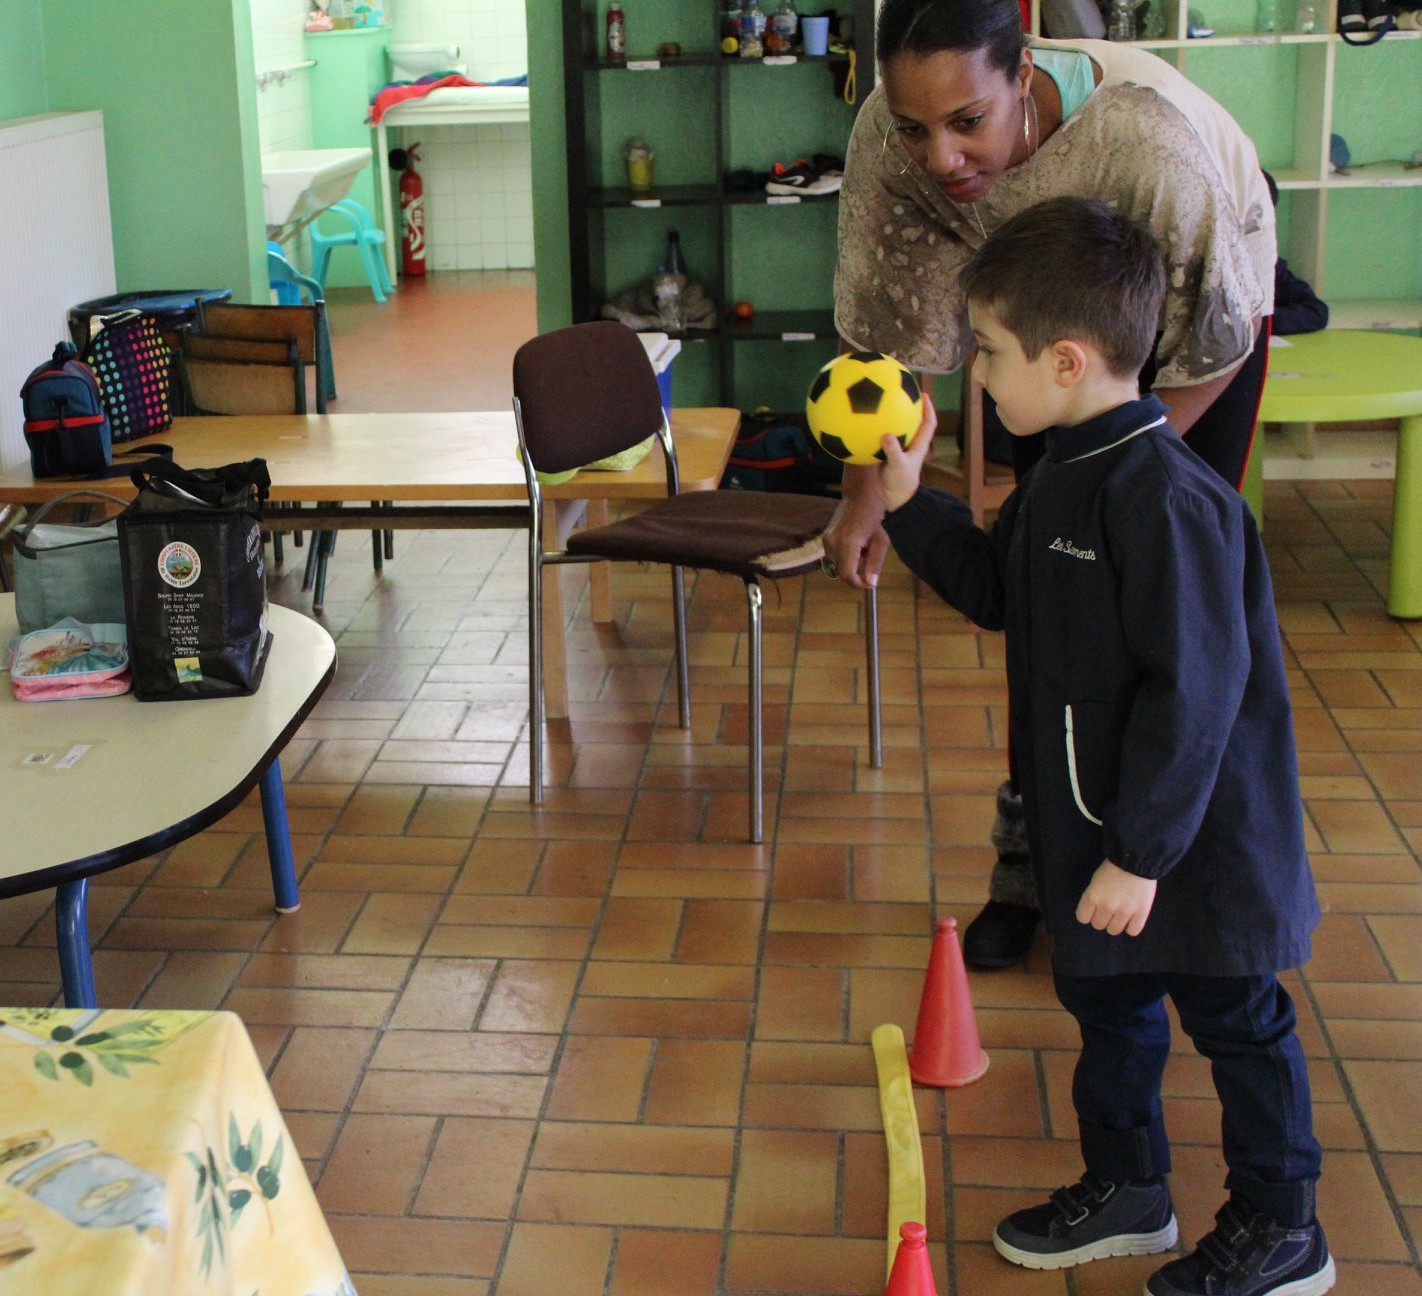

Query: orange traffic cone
[907,917,989,1087]
[885,1221,937,1296]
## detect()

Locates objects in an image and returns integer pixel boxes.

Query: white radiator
[0,111,116,471]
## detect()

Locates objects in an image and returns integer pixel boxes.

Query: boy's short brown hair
[961,196,1166,378]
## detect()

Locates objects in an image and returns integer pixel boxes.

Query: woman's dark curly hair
[876,0,1026,78]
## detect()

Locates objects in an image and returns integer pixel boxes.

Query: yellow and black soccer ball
[805,351,924,465]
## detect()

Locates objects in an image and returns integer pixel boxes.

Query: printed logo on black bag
[158,542,201,588]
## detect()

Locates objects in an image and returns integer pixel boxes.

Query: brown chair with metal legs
[921,366,1014,527]
[194,300,389,607]
[194,301,330,413]
[179,345,306,417]
[513,321,882,844]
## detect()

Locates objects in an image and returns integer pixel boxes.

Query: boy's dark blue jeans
[1053,969,1322,1228]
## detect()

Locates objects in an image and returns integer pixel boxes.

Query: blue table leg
[258,759,301,913]
[56,879,96,1009]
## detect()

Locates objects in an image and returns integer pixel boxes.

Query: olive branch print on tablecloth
[25,1016,168,1086]
[187,1115,284,1277]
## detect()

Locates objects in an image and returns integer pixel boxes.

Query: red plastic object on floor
[907,917,990,1088]
[885,1221,937,1296]
[400,144,426,278]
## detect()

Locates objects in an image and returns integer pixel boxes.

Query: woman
[828,0,1276,968]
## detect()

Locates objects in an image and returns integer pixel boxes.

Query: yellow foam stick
[872,1022,927,1281]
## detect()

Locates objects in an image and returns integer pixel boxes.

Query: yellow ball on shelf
[805,351,924,465]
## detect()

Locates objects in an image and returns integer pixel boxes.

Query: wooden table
[1258,331,1422,617]
[0,599,335,1007]
[0,408,741,714]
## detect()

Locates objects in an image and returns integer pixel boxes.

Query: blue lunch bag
[20,342,112,478]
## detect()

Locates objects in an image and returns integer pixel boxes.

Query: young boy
[880,197,1332,1296]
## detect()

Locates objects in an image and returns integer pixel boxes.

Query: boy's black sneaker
[994,1171,1178,1270]
[1145,1201,1335,1296]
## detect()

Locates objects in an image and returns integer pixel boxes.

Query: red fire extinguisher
[398,144,426,278]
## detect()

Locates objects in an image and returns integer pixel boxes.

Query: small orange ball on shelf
[732,300,755,319]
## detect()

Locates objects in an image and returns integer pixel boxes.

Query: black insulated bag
[118,459,273,701]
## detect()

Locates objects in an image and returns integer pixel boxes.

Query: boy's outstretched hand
[878,401,938,513]
[1076,860,1157,937]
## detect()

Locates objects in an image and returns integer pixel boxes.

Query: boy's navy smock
[885,395,1319,977]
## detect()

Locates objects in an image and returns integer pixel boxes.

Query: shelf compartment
[622,310,838,343]
[585,186,844,208]
[589,185,723,208]
[1323,163,1422,189]
[719,309,838,340]
[587,53,857,71]
[588,55,722,70]
[1326,299,1422,331]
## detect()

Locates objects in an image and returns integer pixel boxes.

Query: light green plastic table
[1258,330,1422,618]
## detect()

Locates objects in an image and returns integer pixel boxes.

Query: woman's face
[882,48,1032,205]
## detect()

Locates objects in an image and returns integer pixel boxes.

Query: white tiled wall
[251,0,315,154]
[391,0,528,81]
[416,121,534,270]
[246,0,533,271]
[389,0,533,270]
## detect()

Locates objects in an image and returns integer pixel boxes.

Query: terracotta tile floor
[4,273,1421,1293]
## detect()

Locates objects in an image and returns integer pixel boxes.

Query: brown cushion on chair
[566,490,837,578]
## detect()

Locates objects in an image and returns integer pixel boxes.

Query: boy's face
[968,303,1070,437]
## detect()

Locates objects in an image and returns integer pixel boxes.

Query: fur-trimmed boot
[962,780,1041,968]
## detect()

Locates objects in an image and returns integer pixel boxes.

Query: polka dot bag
[83,309,175,442]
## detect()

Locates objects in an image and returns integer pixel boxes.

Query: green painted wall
[40,0,267,303]
[0,0,47,121]
[529,0,571,331]
[306,26,389,289]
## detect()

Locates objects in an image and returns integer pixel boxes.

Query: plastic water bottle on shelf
[739,0,766,58]
[1140,1,1168,38]
[1108,0,1138,40]
[665,230,687,278]
[1256,0,1280,32]
[1294,0,1318,30]
[658,232,688,333]
[767,0,798,55]
[656,266,686,333]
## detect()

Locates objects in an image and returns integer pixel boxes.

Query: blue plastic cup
[801,15,830,55]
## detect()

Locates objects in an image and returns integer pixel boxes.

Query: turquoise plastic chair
[308,200,393,303]
[266,243,336,405]
[265,242,391,599]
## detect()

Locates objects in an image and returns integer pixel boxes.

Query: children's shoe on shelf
[994,1171,1178,1270]
[1335,0,1366,31]
[765,159,842,195]
[810,152,844,178]
[1144,1201,1335,1296]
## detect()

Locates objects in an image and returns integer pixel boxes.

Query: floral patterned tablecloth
[0,1009,353,1296]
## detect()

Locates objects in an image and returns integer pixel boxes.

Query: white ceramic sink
[261,147,372,241]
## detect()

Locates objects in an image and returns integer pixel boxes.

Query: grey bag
[13,490,128,633]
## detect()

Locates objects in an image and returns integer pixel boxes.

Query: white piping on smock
[1065,704,1104,825]
[1059,415,1168,462]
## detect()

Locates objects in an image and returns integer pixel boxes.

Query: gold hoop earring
[880,118,913,178]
